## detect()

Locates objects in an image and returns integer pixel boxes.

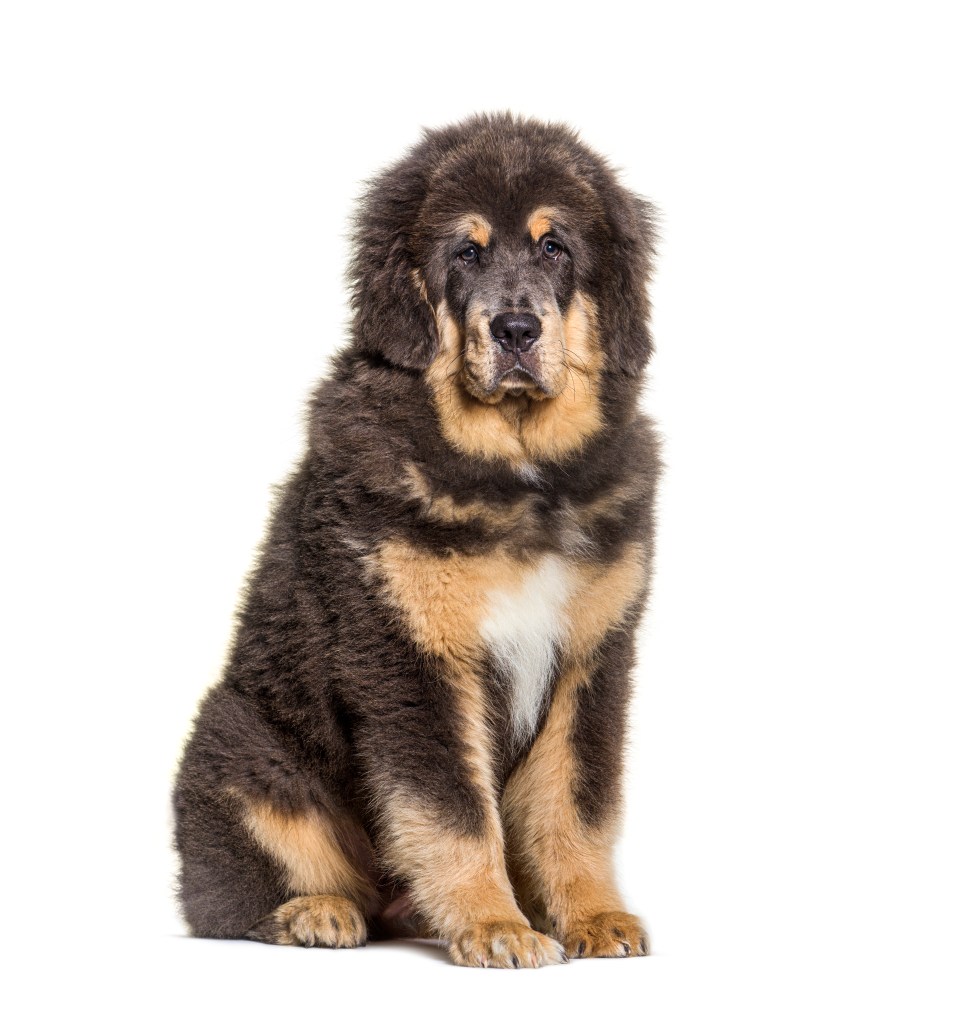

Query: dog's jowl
[173,112,661,968]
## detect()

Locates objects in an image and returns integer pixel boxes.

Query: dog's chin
[499,367,544,396]
[461,366,556,405]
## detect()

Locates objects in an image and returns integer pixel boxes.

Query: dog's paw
[559,911,649,959]
[248,895,367,948]
[449,919,568,968]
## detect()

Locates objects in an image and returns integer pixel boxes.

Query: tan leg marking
[380,803,519,934]
[236,794,376,911]
[379,803,565,967]
[501,541,650,957]
[501,665,622,926]
[248,894,367,948]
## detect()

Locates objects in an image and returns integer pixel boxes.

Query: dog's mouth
[462,359,553,403]
[499,364,541,393]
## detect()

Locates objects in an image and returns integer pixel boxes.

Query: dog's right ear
[348,159,440,371]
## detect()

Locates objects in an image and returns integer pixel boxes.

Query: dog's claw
[561,911,648,960]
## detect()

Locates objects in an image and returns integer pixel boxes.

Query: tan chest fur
[367,539,647,741]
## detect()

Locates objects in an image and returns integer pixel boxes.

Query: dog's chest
[478,554,571,740]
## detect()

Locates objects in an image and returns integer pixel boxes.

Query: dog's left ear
[598,185,659,377]
[348,160,440,371]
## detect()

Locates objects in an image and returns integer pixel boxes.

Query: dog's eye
[458,244,480,264]
[541,238,563,260]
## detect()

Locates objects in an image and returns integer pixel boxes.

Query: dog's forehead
[435,207,563,247]
[419,136,603,241]
[422,183,599,247]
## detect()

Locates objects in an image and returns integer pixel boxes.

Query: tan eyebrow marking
[527,206,558,241]
[452,214,492,248]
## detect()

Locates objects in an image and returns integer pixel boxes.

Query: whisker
[560,337,594,397]
[564,351,592,373]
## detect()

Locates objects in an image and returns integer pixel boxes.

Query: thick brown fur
[173,111,661,968]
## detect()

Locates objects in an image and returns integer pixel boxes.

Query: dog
[173,111,661,968]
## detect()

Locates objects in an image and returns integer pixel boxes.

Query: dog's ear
[348,160,439,371]
[597,185,659,377]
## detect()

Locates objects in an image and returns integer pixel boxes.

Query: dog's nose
[490,312,542,353]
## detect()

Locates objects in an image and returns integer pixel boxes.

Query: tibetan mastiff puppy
[173,112,661,968]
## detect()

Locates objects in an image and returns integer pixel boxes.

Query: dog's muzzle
[490,312,543,385]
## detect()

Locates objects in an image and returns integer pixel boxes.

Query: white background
[2,1,964,1020]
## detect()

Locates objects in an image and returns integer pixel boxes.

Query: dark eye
[458,244,480,264]
[541,237,563,260]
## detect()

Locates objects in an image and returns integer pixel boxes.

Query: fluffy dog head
[348,112,657,463]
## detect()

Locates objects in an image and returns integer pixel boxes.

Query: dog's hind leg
[232,793,378,948]
[174,682,380,944]
[175,766,378,945]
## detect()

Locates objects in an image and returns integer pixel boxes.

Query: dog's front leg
[502,643,650,959]
[359,664,567,969]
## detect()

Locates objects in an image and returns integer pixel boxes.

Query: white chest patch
[479,555,571,740]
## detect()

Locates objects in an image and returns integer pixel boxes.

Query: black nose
[490,312,542,353]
